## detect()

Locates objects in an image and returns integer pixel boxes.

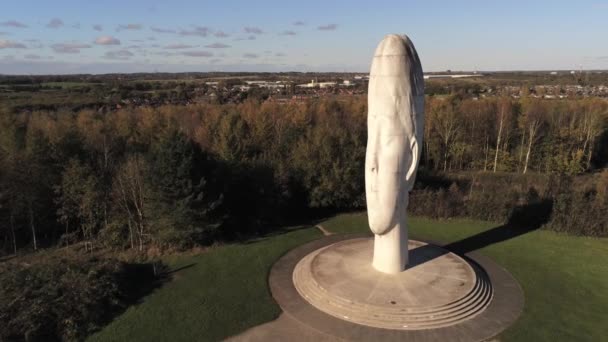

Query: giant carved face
[366,34,424,235]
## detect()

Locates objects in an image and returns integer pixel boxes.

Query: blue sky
[1,0,607,74]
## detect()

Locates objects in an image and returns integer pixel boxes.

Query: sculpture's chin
[368,214,394,235]
[370,226,392,235]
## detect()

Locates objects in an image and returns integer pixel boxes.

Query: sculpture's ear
[405,135,419,192]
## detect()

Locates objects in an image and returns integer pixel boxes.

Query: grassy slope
[90,214,608,341]
[323,213,608,342]
[88,227,321,342]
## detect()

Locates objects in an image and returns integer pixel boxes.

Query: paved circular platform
[270,234,524,342]
[293,238,492,330]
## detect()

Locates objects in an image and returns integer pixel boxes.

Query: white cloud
[214,31,229,38]
[46,18,64,29]
[164,44,195,49]
[280,30,297,36]
[205,43,230,48]
[104,50,134,60]
[182,51,213,57]
[235,35,256,41]
[243,53,258,59]
[244,27,263,34]
[0,39,26,49]
[151,27,176,34]
[179,26,210,37]
[93,24,103,31]
[0,20,28,28]
[117,24,142,31]
[317,24,337,31]
[51,42,92,54]
[95,36,121,45]
[152,51,173,57]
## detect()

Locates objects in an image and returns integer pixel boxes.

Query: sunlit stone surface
[366,34,425,273]
[292,238,493,330]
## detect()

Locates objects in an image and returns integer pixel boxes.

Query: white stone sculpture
[366,34,424,274]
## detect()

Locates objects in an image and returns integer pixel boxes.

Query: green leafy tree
[55,159,103,251]
[145,131,219,247]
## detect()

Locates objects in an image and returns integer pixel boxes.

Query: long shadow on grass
[410,199,552,266]
[92,261,195,338]
[120,261,196,305]
[164,263,196,275]
[237,207,349,245]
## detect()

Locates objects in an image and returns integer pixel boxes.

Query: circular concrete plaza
[270,234,524,341]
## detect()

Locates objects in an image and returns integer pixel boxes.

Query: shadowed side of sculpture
[366,34,424,273]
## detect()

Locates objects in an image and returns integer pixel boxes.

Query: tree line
[425,95,608,173]
[1,95,607,255]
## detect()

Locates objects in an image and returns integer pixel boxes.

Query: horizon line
[1,69,606,77]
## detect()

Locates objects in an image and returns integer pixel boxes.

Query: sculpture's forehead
[373,34,410,57]
[369,35,424,96]
[368,74,424,99]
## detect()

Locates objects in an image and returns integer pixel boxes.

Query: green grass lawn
[324,213,608,342]
[88,226,321,342]
[89,213,608,341]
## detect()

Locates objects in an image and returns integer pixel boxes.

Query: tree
[520,99,546,173]
[145,130,219,247]
[580,100,607,170]
[22,129,57,250]
[493,98,513,172]
[55,159,103,251]
[0,114,21,254]
[113,155,147,251]
[430,98,461,171]
[215,112,250,161]
[1,156,23,255]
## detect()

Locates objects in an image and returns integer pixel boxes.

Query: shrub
[545,189,608,236]
[0,256,159,341]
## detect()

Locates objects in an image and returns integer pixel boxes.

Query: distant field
[88,213,608,341]
[42,82,96,88]
[136,79,203,83]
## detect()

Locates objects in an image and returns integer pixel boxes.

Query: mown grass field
[89,213,608,341]
[88,227,322,342]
